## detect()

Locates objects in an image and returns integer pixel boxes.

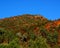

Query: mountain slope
[0,14,60,48]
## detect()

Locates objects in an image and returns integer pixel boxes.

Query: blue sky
[0,0,60,20]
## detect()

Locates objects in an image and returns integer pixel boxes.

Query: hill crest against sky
[0,14,60,48]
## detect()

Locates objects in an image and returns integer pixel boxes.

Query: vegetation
[0,14,60,48]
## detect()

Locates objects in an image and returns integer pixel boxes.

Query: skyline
[0,0,60,20]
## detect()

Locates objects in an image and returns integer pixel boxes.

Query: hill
[0,14,60,48]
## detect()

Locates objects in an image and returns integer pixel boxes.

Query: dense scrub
[0,14,60,48]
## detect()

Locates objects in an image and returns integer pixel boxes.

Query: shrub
[0,28,16,43]
[47,31,58,44]
[28,36,51,48]
[8,38,20,48]
[29,32,36,40]
[0,44,8,48]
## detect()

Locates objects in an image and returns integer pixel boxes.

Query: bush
[0,38,20,48]
[28,36,51,48]
[0,28,6,43]
[47,31,58,44]
[8,38,20,48]
[40,28,58,44]
[29,32,36,40]
[0,44,8,48]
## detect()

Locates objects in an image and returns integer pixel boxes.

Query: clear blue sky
[0,0,60,20]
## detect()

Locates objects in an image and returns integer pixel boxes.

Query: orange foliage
[45,23,51,30]
[54,20,60,26]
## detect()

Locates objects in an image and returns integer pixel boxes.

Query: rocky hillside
[0,14,60,48]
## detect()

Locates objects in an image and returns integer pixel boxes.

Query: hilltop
[0,14,60,48]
